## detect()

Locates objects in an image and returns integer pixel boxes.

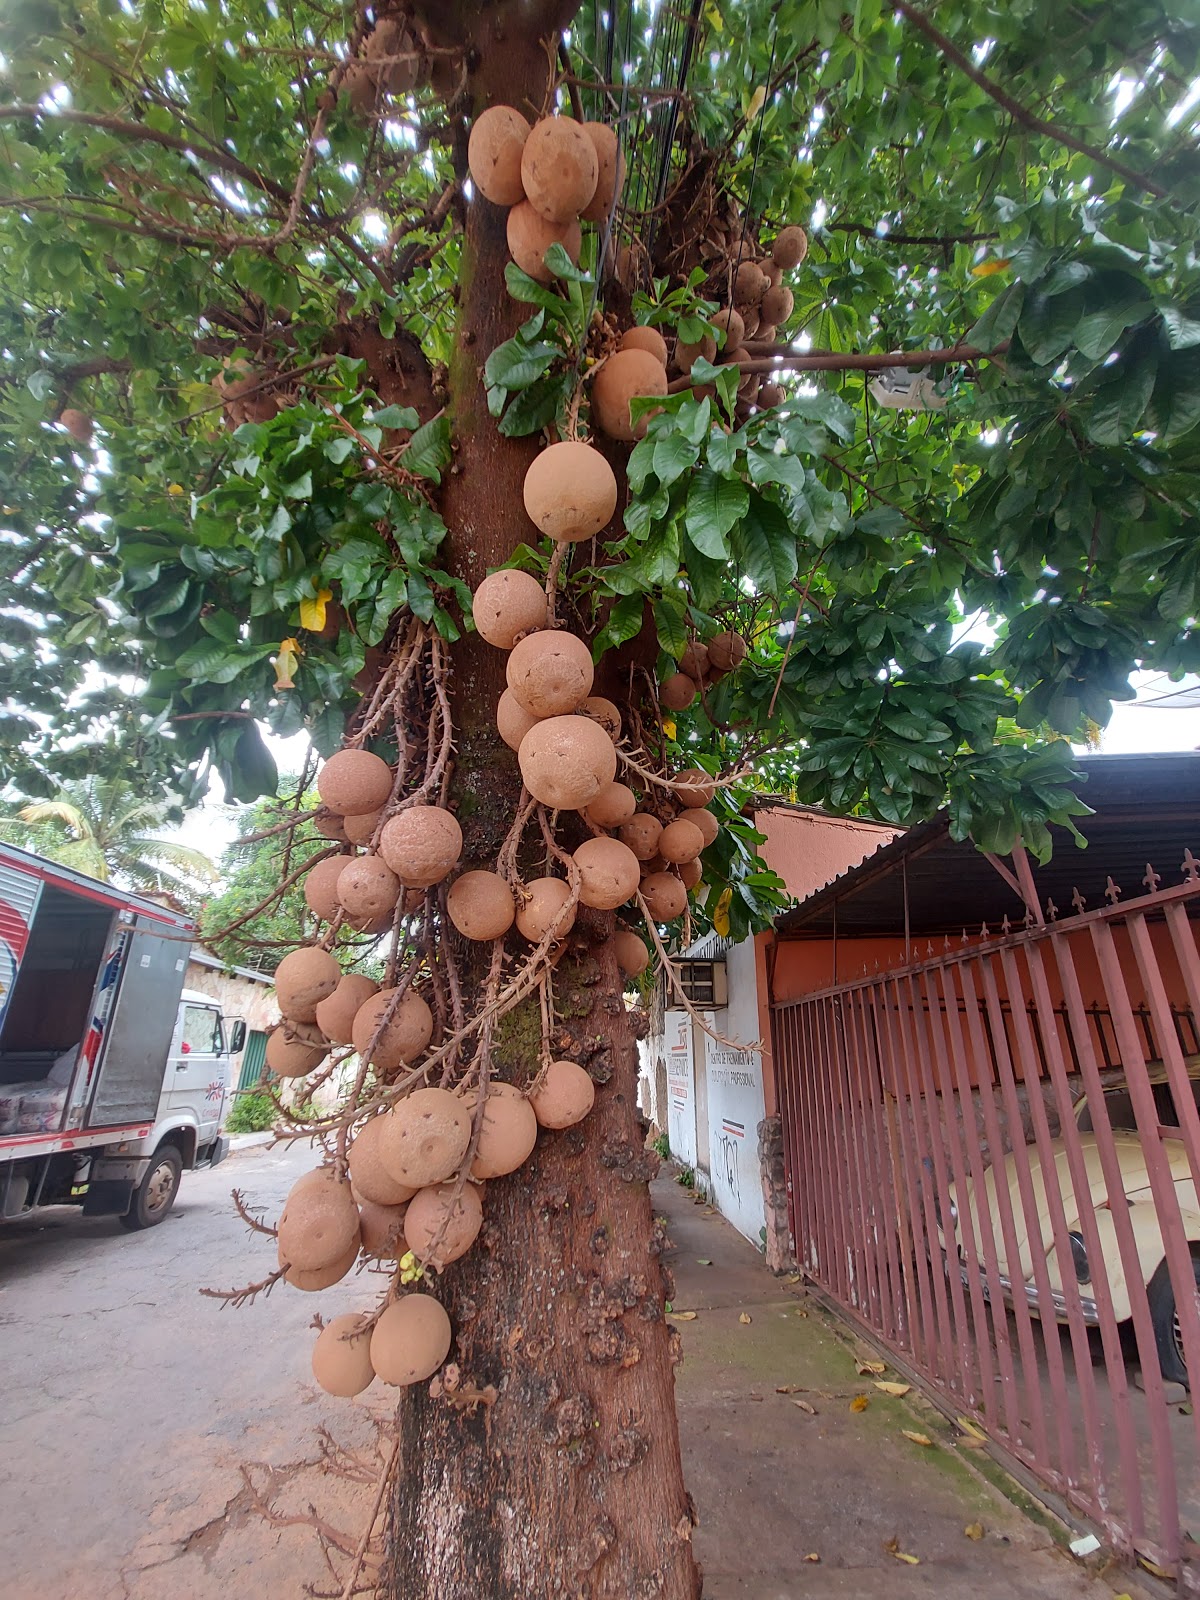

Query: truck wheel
[1148,1252,1200,1389]
[119,1145,182,1231]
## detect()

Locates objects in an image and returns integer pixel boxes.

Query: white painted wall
[703,937,767,1246]
[664,1008,699,1170]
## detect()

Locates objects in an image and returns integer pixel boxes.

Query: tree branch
[667,339,1007,392]
[828,220,999,247]
[891,1,1169,200]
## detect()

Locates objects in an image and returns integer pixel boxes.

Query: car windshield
[1078,1076,1200,1133]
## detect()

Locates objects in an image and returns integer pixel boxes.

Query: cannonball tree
[2,1,1198,1593]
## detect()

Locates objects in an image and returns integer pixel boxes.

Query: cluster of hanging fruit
[676,224,809,419]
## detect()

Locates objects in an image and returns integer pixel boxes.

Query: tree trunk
[381,9,702,1598]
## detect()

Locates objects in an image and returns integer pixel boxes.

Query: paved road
[0,1140,387,1600]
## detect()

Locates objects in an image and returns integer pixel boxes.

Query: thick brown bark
[380,10,702,1599]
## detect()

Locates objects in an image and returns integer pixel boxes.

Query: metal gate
[772,864,1200,1574]
[237,1029,267,1092]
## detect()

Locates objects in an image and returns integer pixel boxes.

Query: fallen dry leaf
[749,1394,764,1403]
[697,1258,712,1266]
[792,1398,817,1415]
[902,1429,933,1447]
[964,1523,985,1541]
[786,1272,802,1284]
[874,1381,911,1397]
[956,1416,987,1441]
[794,1307,809,1317]
[849,1394,870,1414]
[1139,1560,1173,1580]
[739,1312,752,1324]
[804,1552,821,1563]
[668,1311,698,1322]
[856,1359,887,1376]
[885,1538,920,1565]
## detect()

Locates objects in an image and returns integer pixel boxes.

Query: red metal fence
[772,865,1200,1576]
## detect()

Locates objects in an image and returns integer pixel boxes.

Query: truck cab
[0,843,245,1230]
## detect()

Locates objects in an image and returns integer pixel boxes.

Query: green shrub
[678,1165,695,1190]
[224,1091,276,1134]
[653,1132,670,1161]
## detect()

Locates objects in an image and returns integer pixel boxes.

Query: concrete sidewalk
[659,1176,1134,1599]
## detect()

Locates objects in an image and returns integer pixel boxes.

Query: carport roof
[774,752,1200,940]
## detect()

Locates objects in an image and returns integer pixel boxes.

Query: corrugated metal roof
[774,752,1200,940]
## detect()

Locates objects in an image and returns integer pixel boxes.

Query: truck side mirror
[227,1019,247,1054]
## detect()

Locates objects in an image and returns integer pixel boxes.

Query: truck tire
[119,1145,182,1231]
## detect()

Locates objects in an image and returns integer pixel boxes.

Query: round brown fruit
[708,630,748,672]
[673,334,717,373]
[348,1113,417,1207]
[733,260,767,308]
[378,805,462,887]
[404,1180,483,1267]
[282,1242,358,1291]
[337,855,401,923]
[317,749,393,816]
[755,323,776,345]
[579,696,621,739]
[530,1060,595,1129]
[470,1083,539,1179]
[370,1294,452,1387]
[352,988,434,1071]
[591,348,668,442]
[313,808,349,843]
[711,306,745,350]
[60,408,93,444]
[358,1199,408,1257]
[343,808,382,847]
[316,974,380,1046]
[659,817,704,864]
[761,258,783,289]
[614,928,650,978]
[620,325,668,366]
[380,1087,472,1188]
[759,382,784,409]
[523,441,617,542]
[506,630,593,717]
[760,284,794,326]
[573,836,640,909]
[467,104,530,207]
[277,1167,361,1273]
[640,852,666,877]
[365,17,416,92]
[496,687,540,752]
[472,568,548,649]
[674,767,716,808]
[266,1026,327,1079]
[678,856,703,889]
[679,641,709,682]
[518,714,616,810]
[446,870,516,941]
[584,781,636,828]
[506,202,582,284]
[689,807,720,849]
[580,121,624,223]
[641,871,688,921]
[312,1313,375,1397]
[304,855,347,921]
[515,877,576,943]
[275,946,341,1022]
[660,672,696,711]
[740,306,761,340]
[618,812,662,861]
[772,225,808,270]
[521,116,598,223]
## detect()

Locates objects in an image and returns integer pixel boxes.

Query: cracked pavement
[0,1141,387,1600]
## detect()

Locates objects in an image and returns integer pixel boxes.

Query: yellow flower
[273,637,301,691]
[167,483,185,495]
[713,887,732,937]
[970,258,1011,278]
[662,717,677,741]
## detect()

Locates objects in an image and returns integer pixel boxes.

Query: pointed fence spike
[980,921,989,939]
[1045,897,1058,922]
[1181,847,1198,883]
[1001,914,1011,935]
[1071,887,1087,915]
[1104,875,1122,904]
[1143,862,1162,894]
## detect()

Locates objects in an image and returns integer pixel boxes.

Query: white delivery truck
[0,840,245,1229]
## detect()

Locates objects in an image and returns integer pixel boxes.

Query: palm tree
[0,775,217,908]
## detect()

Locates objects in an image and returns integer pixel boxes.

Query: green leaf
[593,594,644,659]
[684,469,748,560]
[370,404,421,429]
[484,336,559,391]
[734,493,797,593]
[544,242,592,283]
[1160,304,1200,351]
[653,431,701,486]
[498,372,572,437]
[282,471,312,501]
[402,416,452,482]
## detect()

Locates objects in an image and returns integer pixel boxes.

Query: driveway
[0,1139,387,1600]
